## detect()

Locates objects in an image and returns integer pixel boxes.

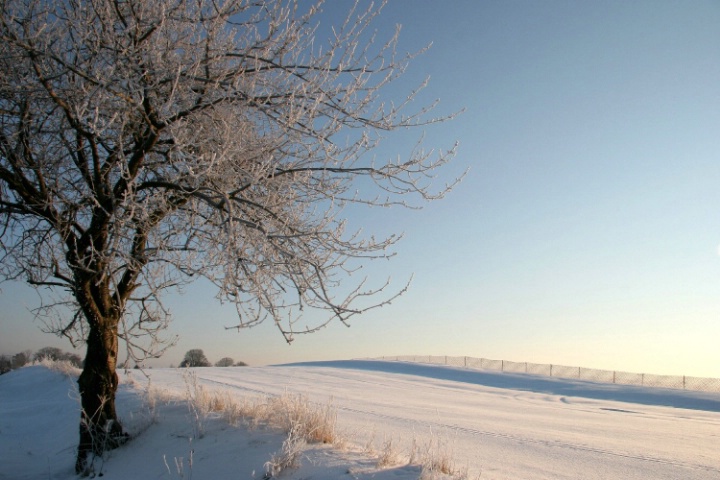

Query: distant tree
[215,357,234,367]
[62,353,83,368]
[180,349,211,368]
[0,356,10,374]
[34,347,64,363]
[33,346,81,366]
[11,350,32,369]
[234,361,249,367]
[0,0,459,472]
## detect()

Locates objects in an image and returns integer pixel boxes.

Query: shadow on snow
[279,360,720,413]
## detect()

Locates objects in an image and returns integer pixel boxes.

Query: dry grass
[416,434,474,480]
[176,373,341,476]
[264,423,306,478]
[173,372,474,478]
[163,440,194,480]
[180,372,339,446]
[376,437,403,468]
[140,381,175,426]
[267,394,338,444]
[183,371,210,438]
[366,432,475,479]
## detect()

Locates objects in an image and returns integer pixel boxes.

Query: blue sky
[2,1,719,377]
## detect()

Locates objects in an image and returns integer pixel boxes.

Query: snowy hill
[1,360,719,479]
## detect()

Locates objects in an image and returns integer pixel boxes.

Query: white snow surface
[1,360,719,479]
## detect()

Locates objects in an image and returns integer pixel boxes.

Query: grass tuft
[263,423,306,478]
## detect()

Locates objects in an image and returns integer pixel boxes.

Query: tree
[0,356,10,374]
[180,349,211,368]
[0,0,458,472]
[11,350,31,369]
[63,352,83,368]
[33,347,64,363]
[33,346,82,366]
[215,357,235,367]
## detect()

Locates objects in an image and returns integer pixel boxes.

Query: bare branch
[0,0,461,362]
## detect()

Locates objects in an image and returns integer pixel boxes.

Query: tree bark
[75,320,128,474]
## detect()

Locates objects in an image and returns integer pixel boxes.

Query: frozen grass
[162,438,195,480]
[418,433,458,478]
[174,371,349,477]
[376,437,403,468]
[179,371,339,446]
[37,357,82,378]
[367,433,474,480]
[264,423,306,478]
[178,372,468,480]
[267,393,338,444]
[174,370,473,477]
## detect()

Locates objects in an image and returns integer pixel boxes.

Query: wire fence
[375,355,720,393]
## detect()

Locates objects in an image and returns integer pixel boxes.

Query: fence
[376,355,720,393]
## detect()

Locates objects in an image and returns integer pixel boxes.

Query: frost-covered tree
[33,347,64,363]
[33,347,81,366]
[0,0,459,472]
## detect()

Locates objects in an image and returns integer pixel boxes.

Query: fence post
[550,365,553,377]
[464,356,467,368]
[525,362,528,373]
[683,376,686,390]
[578,366,581,378]
[641,373,645,386]
[501,360,504,372]
[445,355,447,365]
[613,371,616,384]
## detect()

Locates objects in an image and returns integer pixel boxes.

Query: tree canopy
[180,349,211,368]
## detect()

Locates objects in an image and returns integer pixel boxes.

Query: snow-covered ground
[1,360,719,479]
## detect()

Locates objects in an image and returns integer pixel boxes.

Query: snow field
[1,360,719,479]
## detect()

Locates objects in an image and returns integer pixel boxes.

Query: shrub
[215,357,234,367]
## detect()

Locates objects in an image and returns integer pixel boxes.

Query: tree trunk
[75,320,128,474]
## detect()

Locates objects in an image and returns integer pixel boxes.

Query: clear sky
[2,1,719,378]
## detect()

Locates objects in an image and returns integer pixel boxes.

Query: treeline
[0,347,83,375]
[178,349,247,368]
[1,347,248,374]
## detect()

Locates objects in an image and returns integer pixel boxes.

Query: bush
[215,357,234,367]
